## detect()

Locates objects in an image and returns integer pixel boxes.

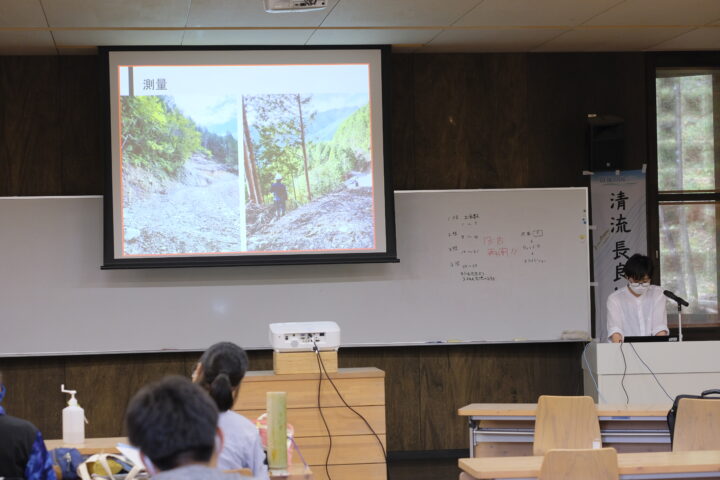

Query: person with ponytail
[192,342,268,479]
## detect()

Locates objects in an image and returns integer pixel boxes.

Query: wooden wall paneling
[0,356,65,439]
[527,342,585,396]
[411,54,530,190]
[63,352,189,437]
[247,349,273,371]
[182,351,200,376]
[426,344,499,450]
[0,56,63,195]
[58,56,103,195]
[389,53,416,190]
[418,343,586,450]
[418,345,458,450]
[183,349,274,376]
[339,346,423,451]
[525,53,647,189]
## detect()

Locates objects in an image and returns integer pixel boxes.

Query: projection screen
[101,46,396,268]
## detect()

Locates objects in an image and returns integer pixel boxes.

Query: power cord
[628,343,674,402]
[582,342,607,404]
[313,345,333,480]
[312,340,387,463]
[619,342,629,404]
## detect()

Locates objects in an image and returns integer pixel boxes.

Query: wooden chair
[673,398,720,452]
[539,448,619,480]
[533,395,601,456]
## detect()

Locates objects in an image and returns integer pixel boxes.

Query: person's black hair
[196,342,249,412]
[623,254,653,281]
[125,375,218,471]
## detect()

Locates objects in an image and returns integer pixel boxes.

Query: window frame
[647,52,720,337]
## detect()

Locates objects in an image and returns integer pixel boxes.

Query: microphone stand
[677,302,683,342]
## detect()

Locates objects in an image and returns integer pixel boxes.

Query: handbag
[77,453,144,480]
[667,388,720,444]
[51,448,85,480]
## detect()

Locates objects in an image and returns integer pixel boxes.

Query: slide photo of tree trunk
[120,94,244,256]
[242,92,375,252]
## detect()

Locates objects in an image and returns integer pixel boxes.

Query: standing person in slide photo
[270,175,288,218]
[606,253,669,342]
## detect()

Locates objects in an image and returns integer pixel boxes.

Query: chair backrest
[533,395,601,456]
[539,448,619,480]
[673,397,720,452]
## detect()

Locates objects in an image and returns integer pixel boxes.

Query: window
[654,64,720,328]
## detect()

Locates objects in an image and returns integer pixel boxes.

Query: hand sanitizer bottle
[61,385,85,444]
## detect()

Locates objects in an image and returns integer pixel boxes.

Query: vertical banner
[591,170,647,341]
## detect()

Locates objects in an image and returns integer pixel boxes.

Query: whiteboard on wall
[0,189,590,356]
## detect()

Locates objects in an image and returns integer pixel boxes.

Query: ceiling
[1,0,720,55]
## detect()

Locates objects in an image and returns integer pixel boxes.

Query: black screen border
[99,44,397,269]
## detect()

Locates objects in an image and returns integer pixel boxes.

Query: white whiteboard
[0,189,590,356]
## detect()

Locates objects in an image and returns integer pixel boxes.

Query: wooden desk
[458,403,671,457]
[236,367,387,480]
[459,450,720,479]
[45,437,127,454]
[44,438,313,479]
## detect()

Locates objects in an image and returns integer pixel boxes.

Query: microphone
[664,290,689,307]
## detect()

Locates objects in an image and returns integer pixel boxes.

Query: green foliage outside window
[656,73,718,319]
[656,75,714,192]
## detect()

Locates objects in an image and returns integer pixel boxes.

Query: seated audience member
[606,253,669,342]
[125,375,257,480]
[0,371,56,480]
[193,342,268,479]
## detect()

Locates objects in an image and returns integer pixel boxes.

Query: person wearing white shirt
[217,409,266,473]
[193,342,269,479]
[606,254,669,343]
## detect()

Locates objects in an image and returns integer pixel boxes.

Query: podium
[583,341,720,404]
[234,368,386,480]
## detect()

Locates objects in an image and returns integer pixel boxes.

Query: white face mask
[629,282,650,295]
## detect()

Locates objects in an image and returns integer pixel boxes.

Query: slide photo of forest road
[120,91,375,255]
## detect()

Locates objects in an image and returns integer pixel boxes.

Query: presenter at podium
[606,254,668,343]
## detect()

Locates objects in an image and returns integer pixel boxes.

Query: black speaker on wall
[587,114,625,171]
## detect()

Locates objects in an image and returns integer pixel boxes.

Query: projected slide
[116,62,376,257]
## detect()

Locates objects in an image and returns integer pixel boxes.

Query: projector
[263,0,327,13]
[269,321,340,352]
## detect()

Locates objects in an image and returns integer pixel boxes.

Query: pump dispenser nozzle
[61,384,78,406]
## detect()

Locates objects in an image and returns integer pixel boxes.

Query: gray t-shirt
[152,464,259,480]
